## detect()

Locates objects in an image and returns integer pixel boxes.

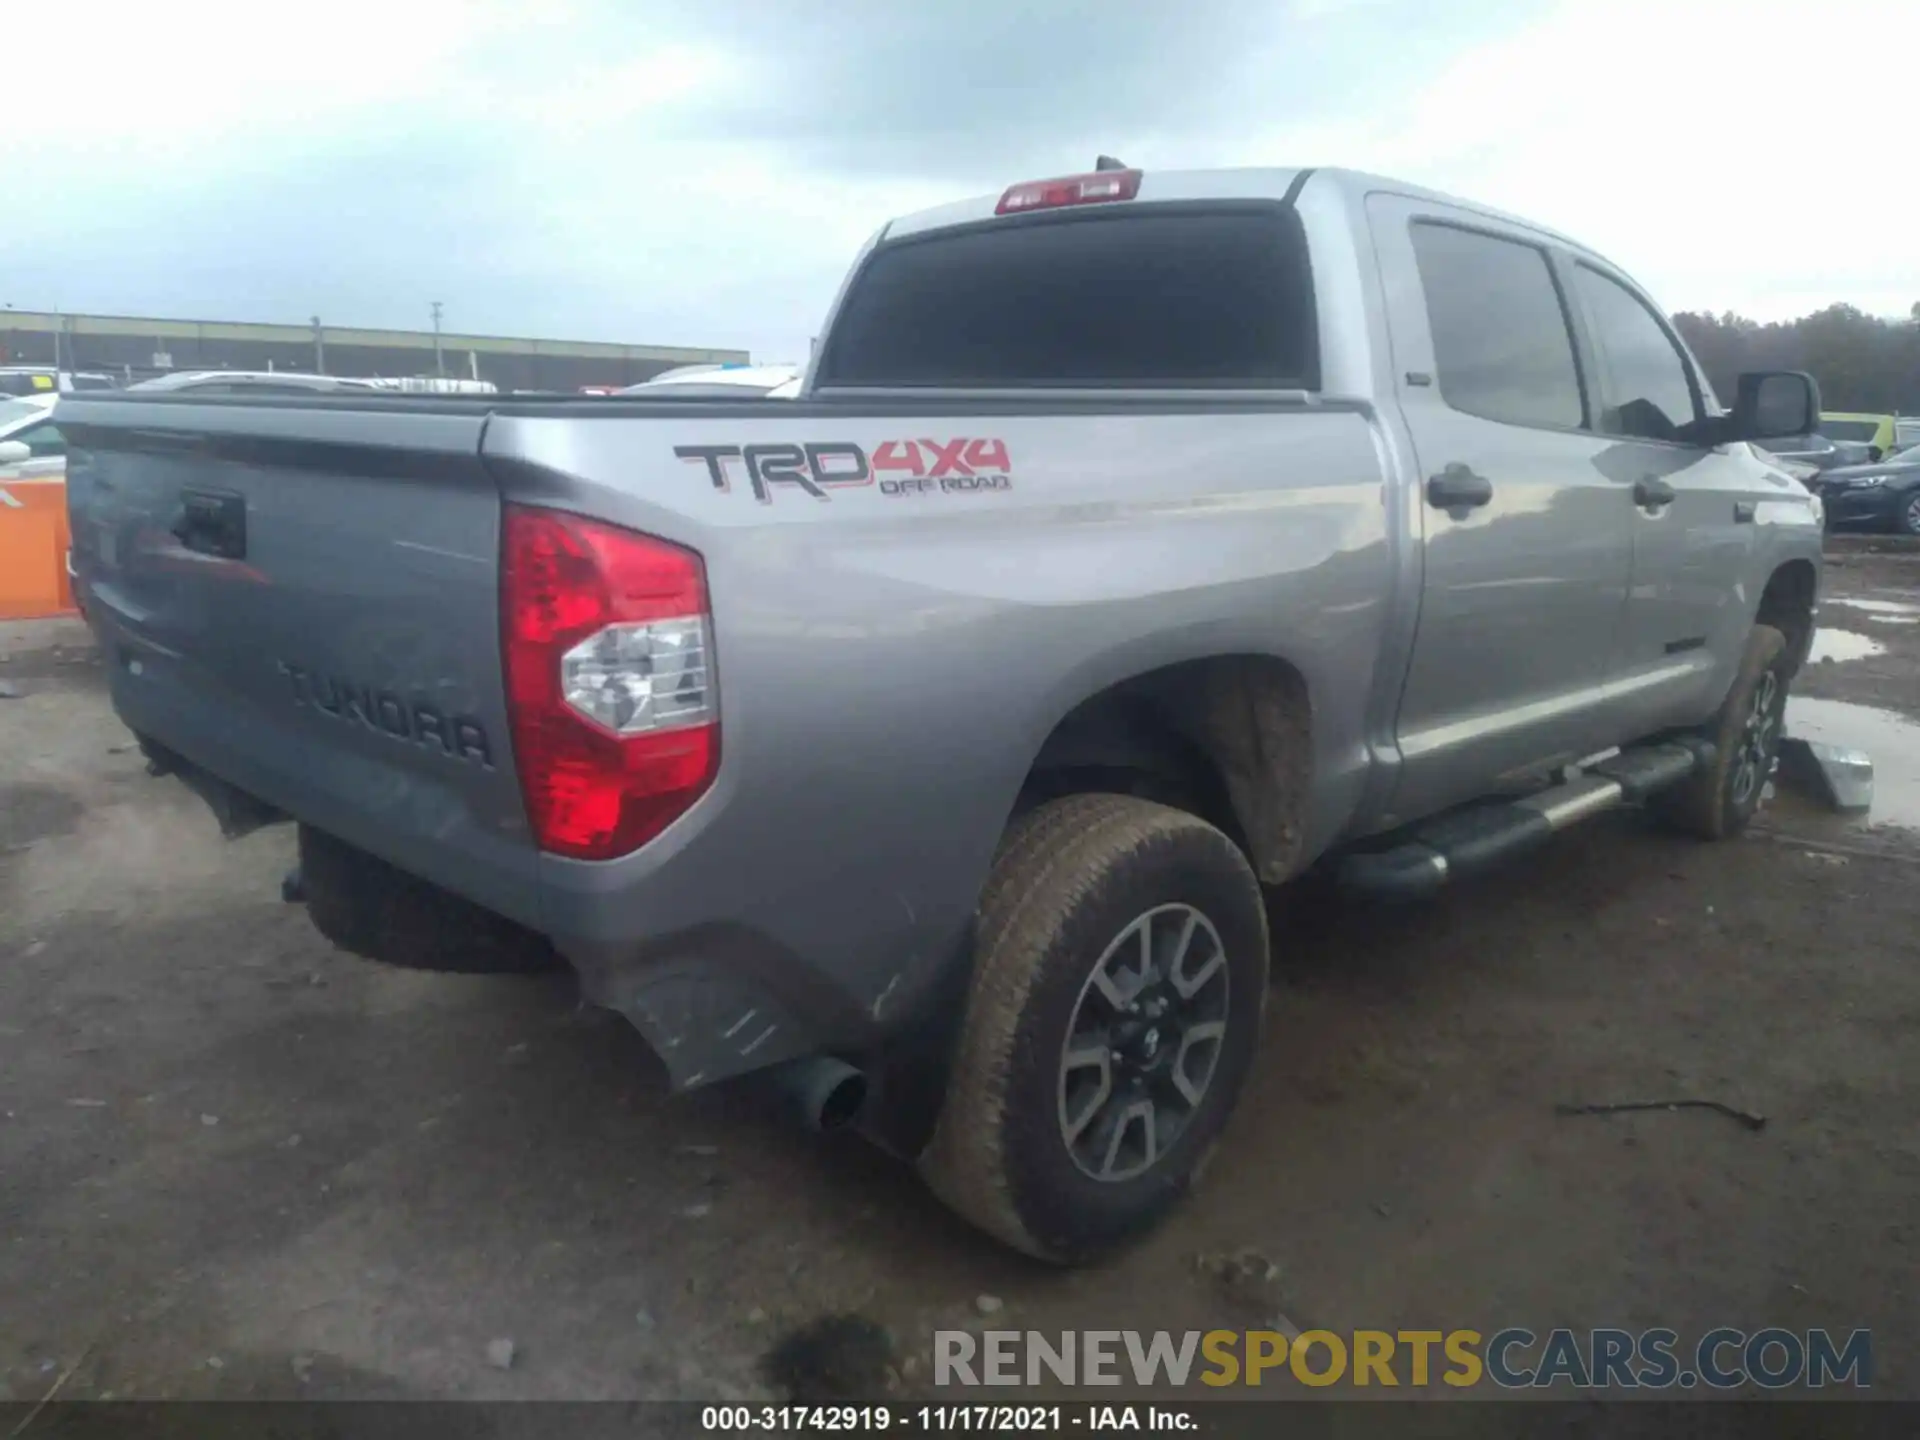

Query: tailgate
[60,398,540,927]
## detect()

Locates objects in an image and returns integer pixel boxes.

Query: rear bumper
[558,926,896,1090]
[110,631,960,1094]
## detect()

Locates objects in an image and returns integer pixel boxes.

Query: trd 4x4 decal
[674,439,1013,504]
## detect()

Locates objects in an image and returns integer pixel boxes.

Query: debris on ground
[1191,1248,1286,1317]
[485,1338,516,1370]
[761,1315,894,1404]
[1554,1099,1767,1132]
[675,1144,720,1158]
[1192,1247,1282,1285]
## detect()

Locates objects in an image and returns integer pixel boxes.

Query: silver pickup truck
[61,164,1824,1263]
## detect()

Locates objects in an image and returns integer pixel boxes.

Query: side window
[24,423,67,459]
[1409,221,1585,430]
[1572,266,1700,442]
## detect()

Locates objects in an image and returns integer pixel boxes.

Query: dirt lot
[3,543,1918,1406]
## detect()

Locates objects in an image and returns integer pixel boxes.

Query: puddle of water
[1824,597,1920,618]
[1784,696,1920,829]
[1807,629,1887,664]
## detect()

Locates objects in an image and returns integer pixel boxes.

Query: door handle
[1633,477,1676,508]
[1427,463,1494,511]
[171,488,248,559]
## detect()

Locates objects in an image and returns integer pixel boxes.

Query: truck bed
[59,389,1397,1087]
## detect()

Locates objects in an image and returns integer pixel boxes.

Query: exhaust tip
[816,1070,868,1132]
[763,1056,868,1133]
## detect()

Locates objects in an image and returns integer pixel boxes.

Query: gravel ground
[2,543,1917,1405]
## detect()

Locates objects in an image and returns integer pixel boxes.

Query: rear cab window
[817,208,1319,389]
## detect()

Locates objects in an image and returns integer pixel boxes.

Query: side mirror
[1727,370,1819,442]
[0,439,31,465]
[1868,446,1884,462]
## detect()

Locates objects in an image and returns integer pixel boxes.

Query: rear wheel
[1652,625,1789,840]
[918,794,1269,1263]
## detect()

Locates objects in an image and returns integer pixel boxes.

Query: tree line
[1673,303,1920,416]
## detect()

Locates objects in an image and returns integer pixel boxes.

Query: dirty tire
[918,794,1269,1264]
[1652,624,1788,840]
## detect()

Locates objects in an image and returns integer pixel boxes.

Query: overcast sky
[8,0,1915,361]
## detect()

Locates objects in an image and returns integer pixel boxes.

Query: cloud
[2,0,1912,367]
[1229,0,1920,320]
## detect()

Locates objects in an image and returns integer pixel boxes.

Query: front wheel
[1651,624,1789,840]
[1897,489,1920,537]
[918,795,1270,1263]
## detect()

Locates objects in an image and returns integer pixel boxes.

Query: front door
[1366,195,1636,825]
[1562,259,1760,739]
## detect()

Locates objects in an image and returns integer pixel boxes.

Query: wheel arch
[1757,557,1817,675]
[1014,652,1314,886]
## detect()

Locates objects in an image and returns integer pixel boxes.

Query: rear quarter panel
[483,401,1395,1038]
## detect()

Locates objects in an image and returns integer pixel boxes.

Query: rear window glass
[819,209,1317,388]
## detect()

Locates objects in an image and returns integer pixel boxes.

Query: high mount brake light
[501,505,718,861]
[995,169,1142,216]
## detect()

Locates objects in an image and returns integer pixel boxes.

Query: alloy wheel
[1057,904,1232,1183]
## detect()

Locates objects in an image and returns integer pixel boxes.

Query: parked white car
[0,393,65,478]
[617,363,801,398]
[0,367,116,397]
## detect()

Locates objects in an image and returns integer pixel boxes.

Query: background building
[0,309,751,392]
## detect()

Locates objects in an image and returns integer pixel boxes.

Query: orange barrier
[0,476,77,619]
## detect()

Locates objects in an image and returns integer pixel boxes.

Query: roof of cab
[879,165,1592,259]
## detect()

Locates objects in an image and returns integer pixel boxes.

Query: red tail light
[995,169,1141,215]
[501,505,718,860]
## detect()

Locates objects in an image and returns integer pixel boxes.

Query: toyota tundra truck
[59,164,1825,1263]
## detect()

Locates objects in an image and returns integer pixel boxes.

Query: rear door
[1367,194,1635,823]
[62,399,542,926]
[1563,259,1759,737]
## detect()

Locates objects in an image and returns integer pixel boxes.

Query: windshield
[1820,418,1881,442]
[0,399,47,436]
